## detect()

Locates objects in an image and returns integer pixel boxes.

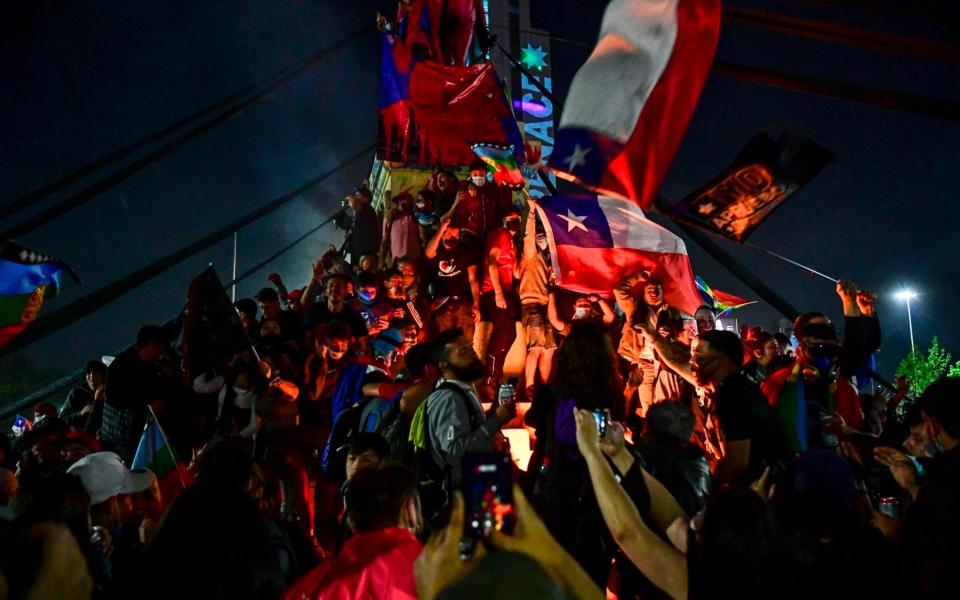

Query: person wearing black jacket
[59,360,106,430]
[99,326,166,463]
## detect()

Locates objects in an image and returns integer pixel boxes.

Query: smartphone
[592,410,607,436]
[460,453,515,558]
[497,384,515,406]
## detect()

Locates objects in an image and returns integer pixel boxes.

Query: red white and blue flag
[547,0,721,210]
[535,195,701,315]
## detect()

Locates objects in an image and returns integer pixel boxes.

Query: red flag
[378,32,524,167]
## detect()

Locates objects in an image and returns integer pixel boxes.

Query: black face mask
[804,343,840,360]
[442,237,460,249]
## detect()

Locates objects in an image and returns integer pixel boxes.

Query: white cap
[67,451,154,505]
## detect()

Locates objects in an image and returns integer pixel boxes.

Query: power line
[793,0,960,24]
[226,208,347,288]
[724,6,960,65]
[1,23,374,241]
[711,60,960,121]
[492,24,959,120]
[0,143,374,358]
[1,83,260,221]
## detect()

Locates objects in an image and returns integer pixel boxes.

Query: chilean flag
[535,195,702,315]
[547,0,721,210]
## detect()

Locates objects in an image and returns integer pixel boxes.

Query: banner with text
[665,133,834,242]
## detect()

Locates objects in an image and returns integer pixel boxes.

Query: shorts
[521,303,556,349]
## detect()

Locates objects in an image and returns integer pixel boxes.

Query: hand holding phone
[460,453,515,559]
[592,410,607,436]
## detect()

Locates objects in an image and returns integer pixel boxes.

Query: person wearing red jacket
[283,464,423,600]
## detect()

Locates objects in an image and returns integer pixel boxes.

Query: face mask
[536,237,548,251]
[358,290,375,303]
[328,348,346,360]
[811,355,833,374]
[574,307,590,320]
[416,211,437,226]
[233,387,256,408]
[505,219,521,233]
[471,176,486,187]
[442,237,459,249]
[924,439,943,456]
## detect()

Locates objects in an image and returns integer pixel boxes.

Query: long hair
[553,321,624,419]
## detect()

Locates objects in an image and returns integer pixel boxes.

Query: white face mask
[536,238,548,251]
[328,348,347,360]
[233,387,256,409]
[471,175,486,187]
[574,307,590,320]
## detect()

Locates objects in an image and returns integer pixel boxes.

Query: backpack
[365,390,412,464]
[320,361,385,473]
[359,389,404,434]
[409,382,480,521]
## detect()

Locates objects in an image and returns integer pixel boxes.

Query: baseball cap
[67,451,155,505]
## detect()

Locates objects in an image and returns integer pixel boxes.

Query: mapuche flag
[534,195,701,315]
[378,31,524,167]
[471,143,525,188]
[132,411,192,502]
[547,0,721,210]
[0,241,77,347]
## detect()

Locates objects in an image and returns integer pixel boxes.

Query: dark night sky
[1,0,958,404]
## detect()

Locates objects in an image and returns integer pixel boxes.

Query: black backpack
[414,382,481,522]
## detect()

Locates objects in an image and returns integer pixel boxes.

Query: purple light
[513,99,549,117]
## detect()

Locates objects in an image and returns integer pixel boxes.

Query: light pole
[894,289,918,354]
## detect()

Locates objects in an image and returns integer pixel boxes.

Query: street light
[894,289,918,354]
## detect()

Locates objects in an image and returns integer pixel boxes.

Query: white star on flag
[559,209,589,233]
[563,144,591,171]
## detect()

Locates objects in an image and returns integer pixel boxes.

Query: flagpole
[146,405,187,490]
[741,242,839,283]
[231,232,238,302]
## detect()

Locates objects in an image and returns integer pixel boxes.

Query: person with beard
[380,192,422,268]
[424,216,480,342]
[425,328,515,489]
[689,331,791,484]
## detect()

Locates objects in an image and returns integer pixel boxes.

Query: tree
[896,337,953,396]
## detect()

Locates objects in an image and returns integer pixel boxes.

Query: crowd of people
[2,163,958,599]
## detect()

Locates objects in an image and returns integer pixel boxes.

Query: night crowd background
[1,1,959,599]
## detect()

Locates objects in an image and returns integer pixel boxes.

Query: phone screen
[461,453,515,556]
[592,410,607,436]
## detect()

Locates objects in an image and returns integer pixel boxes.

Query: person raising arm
[574,407,688,600]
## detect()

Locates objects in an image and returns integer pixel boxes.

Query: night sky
[2,0,958,405]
